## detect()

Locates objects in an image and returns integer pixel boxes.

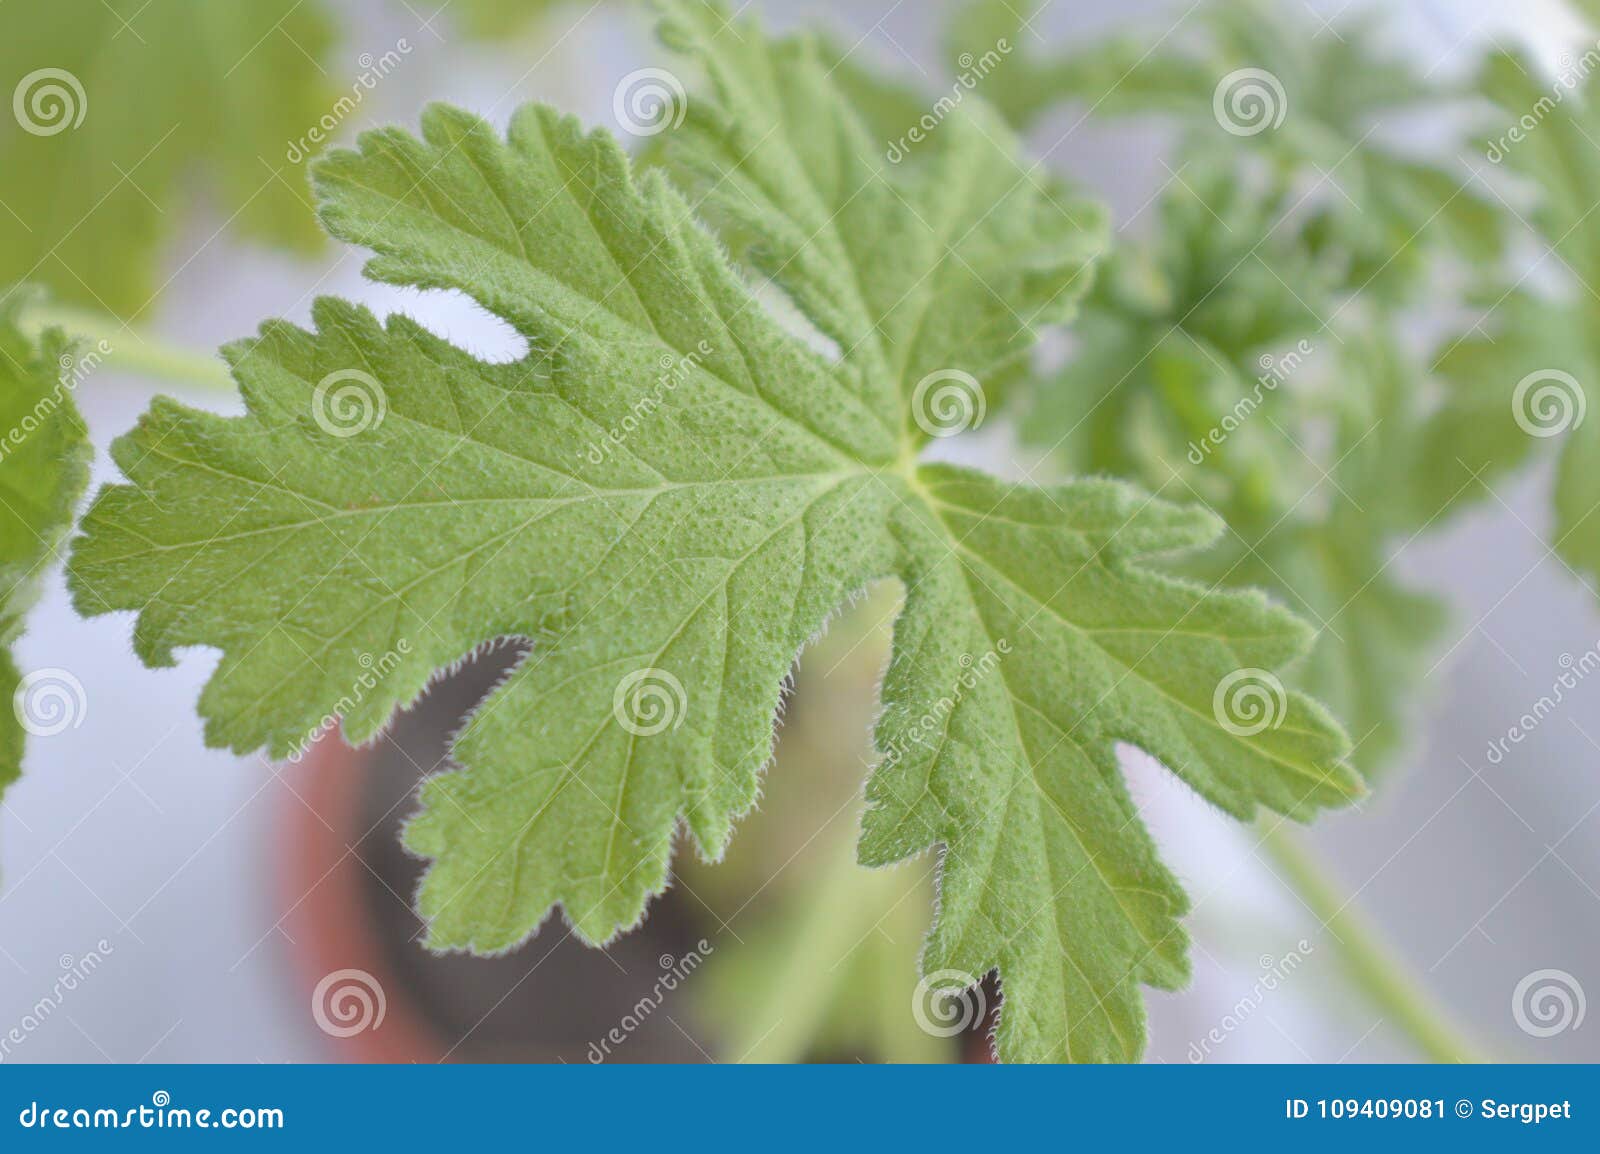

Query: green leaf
[1,292,92,794]
[955,0,1500,298]
[1469,51,1600,587]
[69,0,1357,1062]
[444,0,567,39]
[1019,161,1467,778]
[0,0,336,315]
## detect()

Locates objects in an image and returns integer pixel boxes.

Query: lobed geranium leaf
[1,293,91,795]
[68,0,1357,1062]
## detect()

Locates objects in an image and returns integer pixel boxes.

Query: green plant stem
[726,826,928,1063]
[1256,819,1486,1063]
[21,302,234,392]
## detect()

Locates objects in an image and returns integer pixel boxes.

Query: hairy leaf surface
[1,296,91,793]
[70,0,1357,1062]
